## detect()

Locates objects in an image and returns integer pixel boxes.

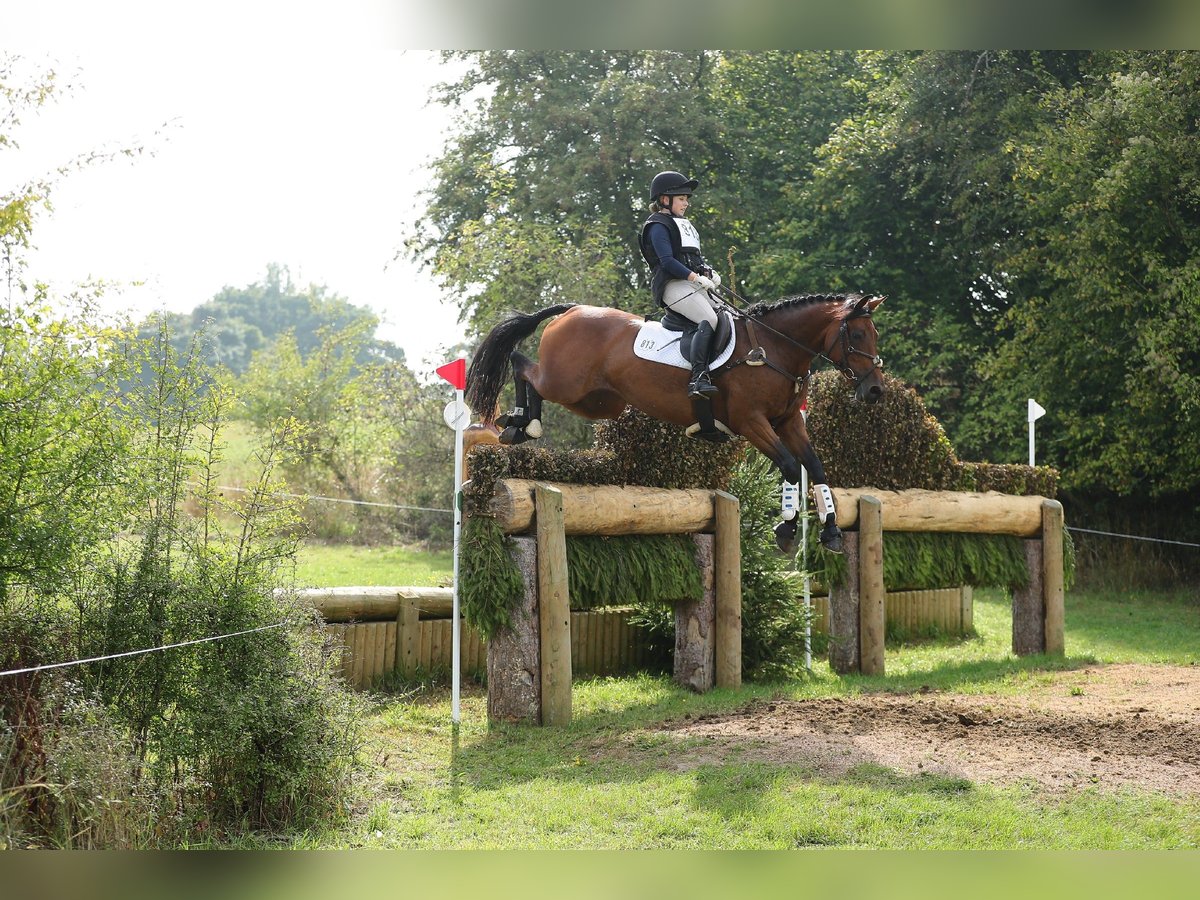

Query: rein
[715,286,883,391]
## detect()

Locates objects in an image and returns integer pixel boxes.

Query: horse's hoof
[499,426,528,445]
[526,418,543,438]
[820,523,844,554]
[773,519,798,556]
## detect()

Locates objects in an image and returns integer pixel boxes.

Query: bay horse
[465,293,885,554]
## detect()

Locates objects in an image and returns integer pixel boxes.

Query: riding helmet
[649,170,699,200]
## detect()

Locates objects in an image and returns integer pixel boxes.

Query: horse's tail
[466,304,575,424]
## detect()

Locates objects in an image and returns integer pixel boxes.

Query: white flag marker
[1028,398,1046,467]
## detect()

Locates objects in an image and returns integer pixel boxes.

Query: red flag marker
[436,358,466,390]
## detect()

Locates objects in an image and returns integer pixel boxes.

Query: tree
[755,52,1090,450]
[984,51,1200,496]
[135,263,404,379]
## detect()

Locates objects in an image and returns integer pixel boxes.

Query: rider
[638,170,722,399]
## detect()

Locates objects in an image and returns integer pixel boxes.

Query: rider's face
[666,194,690,216]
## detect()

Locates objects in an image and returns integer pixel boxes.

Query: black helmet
[649,170,698,200]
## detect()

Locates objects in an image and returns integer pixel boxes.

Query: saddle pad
[632,317,737,371]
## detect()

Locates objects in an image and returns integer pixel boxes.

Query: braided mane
[744,292,867,318]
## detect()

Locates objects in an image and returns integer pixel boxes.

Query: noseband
[831,312,885,390]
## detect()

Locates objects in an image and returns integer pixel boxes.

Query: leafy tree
[984,51,1200,496]
[760,52,1089,448]
[136,263,404,379]
[704,51,867,289]
[0,305,135,603]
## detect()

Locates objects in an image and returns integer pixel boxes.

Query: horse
[465,293,885,554]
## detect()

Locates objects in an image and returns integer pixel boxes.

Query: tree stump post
[674,534,715,692]
[827,531,861,674]
[1011,539,1045,656]
[486,536,541,724]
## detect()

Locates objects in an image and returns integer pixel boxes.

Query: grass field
[292,542,453,588]
[242,551,1200,849]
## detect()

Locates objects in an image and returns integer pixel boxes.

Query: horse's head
[825,294,886,403]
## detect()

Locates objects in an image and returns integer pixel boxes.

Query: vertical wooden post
[675,534,715,692]
[1042,499,1065,655]
[536,483,572,726]
[395,594,419,676]
[487,536,541,723]
[827,532,860,674]
[960,585,974,634]
[858,495,886,676]
[713,490,742,689]
[1012,540,1045,656]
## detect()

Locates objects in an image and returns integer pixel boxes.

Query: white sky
[8,47,470,374]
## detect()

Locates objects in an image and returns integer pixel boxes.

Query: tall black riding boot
[688,321,719,399]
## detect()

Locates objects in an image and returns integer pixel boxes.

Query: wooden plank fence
[301,585,973,690]
[807,587,972,638]
[303,589,649,690]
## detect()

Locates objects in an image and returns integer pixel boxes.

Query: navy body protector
[639,212,706,308]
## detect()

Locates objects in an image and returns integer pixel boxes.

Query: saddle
[632,309,737,370]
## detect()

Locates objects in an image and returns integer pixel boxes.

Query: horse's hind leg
[497,352,542,445]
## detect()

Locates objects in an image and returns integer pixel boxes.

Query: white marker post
[436,359,468,724]
[1028,398,1046,467]
[800,402,811,671]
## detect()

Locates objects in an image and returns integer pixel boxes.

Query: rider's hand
[694,274,716,291]
[709,272,722,288]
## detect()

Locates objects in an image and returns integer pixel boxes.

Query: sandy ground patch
[654,664,1200,795]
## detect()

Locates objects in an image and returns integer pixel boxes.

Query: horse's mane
[744,293,868,319]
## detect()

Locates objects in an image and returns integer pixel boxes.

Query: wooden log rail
[490,479,717,535]
[831,487,1045,536]
[292,586,453,621]
[825,489,1066,676]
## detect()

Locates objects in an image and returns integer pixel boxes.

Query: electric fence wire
[1065,526,1200,549]
[0,622,288,679]
[192,482,453,514]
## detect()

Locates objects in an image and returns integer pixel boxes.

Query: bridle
[716,288,884,392]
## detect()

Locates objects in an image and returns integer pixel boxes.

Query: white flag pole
[451,388,464,725]
[800,407,811,672]
[801,462,811,672]
[437,359,468,727]
[1028,398,1046,467]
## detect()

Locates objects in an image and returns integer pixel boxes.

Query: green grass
[232,582,1199,849]
[291,542,453,588]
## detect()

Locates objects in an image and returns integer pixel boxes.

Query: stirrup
[688,374,718,399]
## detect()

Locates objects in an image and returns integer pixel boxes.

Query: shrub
[1,313,363,847]
[807,371,1058,497]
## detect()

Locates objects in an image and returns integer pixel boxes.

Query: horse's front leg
[737,414,841,555]
[776,410,844,555]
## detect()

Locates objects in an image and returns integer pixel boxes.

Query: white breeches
[662,280,719,328]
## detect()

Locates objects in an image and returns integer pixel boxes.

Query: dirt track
[657,664,1200,795]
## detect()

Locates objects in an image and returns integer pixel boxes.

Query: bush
[807,371,1058,497]
[1,313,363,847]
[633,453,816,679]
